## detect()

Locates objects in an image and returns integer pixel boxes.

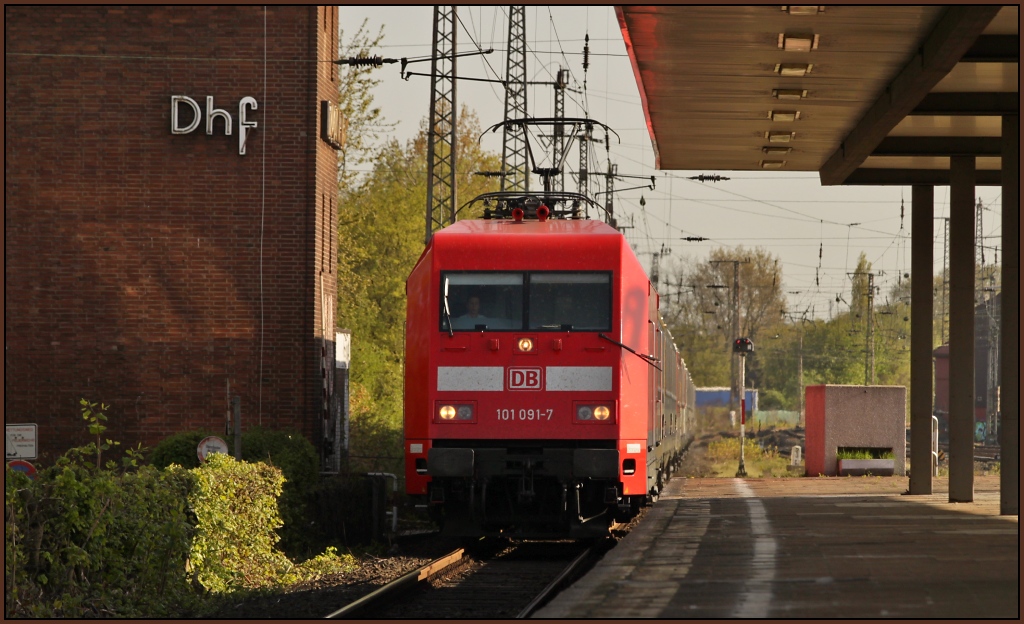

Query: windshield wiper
[598,333,661,370]
[442,277,453,337]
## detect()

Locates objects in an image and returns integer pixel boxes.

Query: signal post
[734,337,753,477]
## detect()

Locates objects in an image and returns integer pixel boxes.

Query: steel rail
[324,548,465,619]
[515,544,596,619]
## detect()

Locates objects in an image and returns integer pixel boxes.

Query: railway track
[908,439,1003,464]
[325,537,612,619]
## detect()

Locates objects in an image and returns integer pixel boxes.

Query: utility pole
[650,243,669,292]
[604,162,617,228]
[424,6,457,244]
[551,67,568,194]
[711,259,749,416]
[987,289,1000,445]
[866,272,875,385]
[783,310,810,427]
[975,197,985,296]
[736,350,748,477]
[501,6,528,193]
[731,262,741,412]
[798,329,804,425]
[941,217,949,344]
[578,123,592,199]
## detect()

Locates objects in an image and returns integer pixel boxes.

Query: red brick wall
[4,6,340,462]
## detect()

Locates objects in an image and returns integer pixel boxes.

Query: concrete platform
[535,476,1018,619]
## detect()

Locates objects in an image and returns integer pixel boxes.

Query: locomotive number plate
[496,408,553,421]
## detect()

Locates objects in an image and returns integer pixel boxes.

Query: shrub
[151,427,320,555]
[237,428,319,554]
[149,430,219,470]
[186,453,291,592]
[185,453,355,593]
[5,409,352,618]
[4,458,199,618]
[759,389,788,411]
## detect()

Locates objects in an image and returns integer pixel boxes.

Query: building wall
[4,6,340,461]
[804,385,907,476]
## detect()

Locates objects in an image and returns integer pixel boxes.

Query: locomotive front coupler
[429,483,445,504]
[603,485,621,506]
[517,460,536,504]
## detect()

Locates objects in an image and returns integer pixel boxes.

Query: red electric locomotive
[403,198,695,538]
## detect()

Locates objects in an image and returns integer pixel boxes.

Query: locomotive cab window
[528,272,611,331]
[441,272,524,331]
[440,271,611,332]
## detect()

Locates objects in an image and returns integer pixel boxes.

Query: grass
[705,436,795,478]
[836,447,895,460]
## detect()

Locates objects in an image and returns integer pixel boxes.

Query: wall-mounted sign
[7,460,37,480]
[321,100,347,150]
[171,95,258,156]
[5,424,37,460]
[336,329,351,370]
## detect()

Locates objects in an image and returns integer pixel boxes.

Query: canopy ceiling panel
[616,5,1017,186]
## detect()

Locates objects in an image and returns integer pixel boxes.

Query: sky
[337,5,1004,320]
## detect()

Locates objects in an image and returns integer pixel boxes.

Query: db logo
[507,367,542,390]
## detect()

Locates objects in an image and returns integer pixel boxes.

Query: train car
[403,207,694,538]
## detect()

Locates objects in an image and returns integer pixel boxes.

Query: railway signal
[734,337,752,477]
[733,337,754,353]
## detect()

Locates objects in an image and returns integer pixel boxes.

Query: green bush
[151,427,320,555]
[759,389,788,411]
[186,453,291,592]
[149,430,219,470]
[186,453,355,593]
[5,408,354,618]
[238,428,319,554]
[4,459,199,618]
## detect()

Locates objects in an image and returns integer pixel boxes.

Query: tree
[848,252,872,320]
[336,107,500,471]
[662,246,787,392]
[336,19,397,191]
[801,317,864,386]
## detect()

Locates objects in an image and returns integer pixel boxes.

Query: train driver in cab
[452,294,490,329]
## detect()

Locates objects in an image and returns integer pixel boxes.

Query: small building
[5,6,344,464]
[804,385,907,477]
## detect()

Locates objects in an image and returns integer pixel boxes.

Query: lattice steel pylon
[604,162,617,229]
[975,196,985,295]
[425,6,457,244]
[501,6,528,193]
[578,123,591,197]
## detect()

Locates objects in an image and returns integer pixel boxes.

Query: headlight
[517,337,534,352]
[575,403,613,423]
[437,403,475,423]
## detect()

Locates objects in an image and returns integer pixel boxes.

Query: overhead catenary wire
[335,6,1002,321]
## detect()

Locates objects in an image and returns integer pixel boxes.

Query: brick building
[5,6,343,463]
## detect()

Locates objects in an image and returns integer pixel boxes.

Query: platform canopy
[615,5,1018,186]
